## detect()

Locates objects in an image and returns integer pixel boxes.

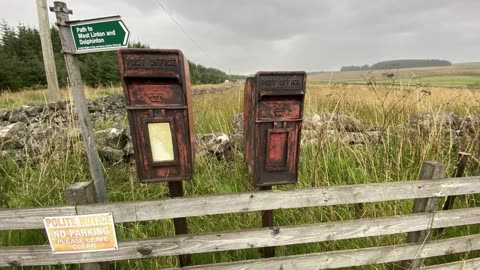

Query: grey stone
[0,122,28,149]
[409,112,462,131]
[342,132,368,145]
[1,149,27,164]
[230,133,244,152]
[22,105,40,117]
[47,102,61,111]
[9,109,29,123]
[366,131,385,144]
[304,113,364,132]
[98,146,125,162]
[232,113,243,135]
[0,109,10,120]
[29,123,55,141]
[463,115,480,134]
[58,101,68,110]
[196,133,234,161]
[124,141,134,156]
[95,126,128,149]
[88,104,103,112]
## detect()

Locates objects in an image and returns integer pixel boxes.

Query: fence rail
[1,208,480,266]
[166,235,480,270]
[1,161,480,269]
[2,176,480,230]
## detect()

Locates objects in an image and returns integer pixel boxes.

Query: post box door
[253,121,301,186]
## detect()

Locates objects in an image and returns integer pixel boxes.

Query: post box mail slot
[118,49,194,183]
[244,71,306,186]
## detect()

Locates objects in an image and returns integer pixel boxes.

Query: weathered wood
[65,181,97,205]
[421,257,480,270]
[404,161,446,269]
[168,235,480,270]
[0,206,76,230]
[2,176,480,230]
[51,1,107,203]
[65,181,108,270]
[443,152,471,211]
[168,181,191,267]
[1,232,479,267]
[1,209,480,266]
[260,185,274,258]
[36,0,60,102]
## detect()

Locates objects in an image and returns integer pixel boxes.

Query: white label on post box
[148,122,174,162]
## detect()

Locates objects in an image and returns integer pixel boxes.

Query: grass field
[1,82,480,269]
[309,63,480,88]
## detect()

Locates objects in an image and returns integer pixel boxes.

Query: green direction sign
[69,16,129,53]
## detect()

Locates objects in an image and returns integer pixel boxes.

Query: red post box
[118,49,194,183]
[244,71,307,186]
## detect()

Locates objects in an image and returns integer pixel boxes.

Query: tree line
[340,59,452,72]
[0,22,230,91]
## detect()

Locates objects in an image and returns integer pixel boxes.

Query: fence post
[402,161,446,269]
[65,182,109,270]
[443,152,470,211]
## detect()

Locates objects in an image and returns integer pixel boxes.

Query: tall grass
[1,83,480,269]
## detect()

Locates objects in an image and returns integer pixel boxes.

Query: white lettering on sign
[43,213,118,254]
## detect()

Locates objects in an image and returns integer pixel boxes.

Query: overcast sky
[1,0,479,74]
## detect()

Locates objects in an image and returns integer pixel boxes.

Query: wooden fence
[1,161,480,269]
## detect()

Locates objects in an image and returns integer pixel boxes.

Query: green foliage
[1,86,480,269]
[0,22,230,91]
[340,64,370,71]
[189,61,228,84]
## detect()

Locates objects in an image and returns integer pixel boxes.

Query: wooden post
[443,152,470,211]
[260,186,275,258]
[168,181,191,266]
[36,0,60,102]
[65,182,109,270]
[402,161,446,269]
[51,2,107,203]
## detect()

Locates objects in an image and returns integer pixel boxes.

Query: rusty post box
[244,71,307,186]
[118,49,194,183]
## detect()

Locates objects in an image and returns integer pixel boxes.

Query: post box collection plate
[244,71,307,186]
[118,49,194,183]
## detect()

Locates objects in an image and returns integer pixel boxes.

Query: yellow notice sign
[43,213,118,254]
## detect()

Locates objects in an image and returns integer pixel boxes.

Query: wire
[152,0,224,71]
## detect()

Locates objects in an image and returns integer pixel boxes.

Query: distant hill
[308,62,480,88]
[340,59,452,72]
[370,59,452,70]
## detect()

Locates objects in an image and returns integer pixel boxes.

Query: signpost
[69,16,129,53]
[51,2,131,203]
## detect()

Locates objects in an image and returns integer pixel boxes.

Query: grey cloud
[1,0,479,74]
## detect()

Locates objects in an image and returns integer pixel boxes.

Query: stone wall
[0,85,237,163]
[2,88,480,164]
[0,83,237,127]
